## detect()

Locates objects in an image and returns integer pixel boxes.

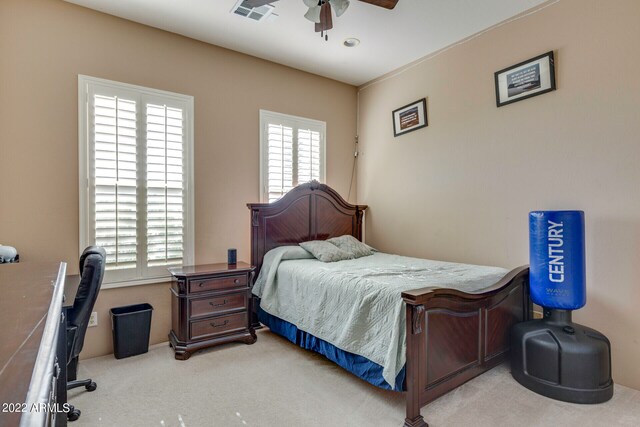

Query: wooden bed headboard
[247,181,367,276]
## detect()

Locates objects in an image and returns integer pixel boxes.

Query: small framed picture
[494,51,556,107]
[392,98,427,137]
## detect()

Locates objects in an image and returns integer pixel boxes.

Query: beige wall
[357,0,640,390]
[0,0,357,359]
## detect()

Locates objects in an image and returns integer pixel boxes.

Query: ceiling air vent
[231,0,276,22]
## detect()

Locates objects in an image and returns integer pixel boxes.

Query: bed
[247,181,531,427]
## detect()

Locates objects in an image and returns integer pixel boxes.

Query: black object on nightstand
[227,248,237,265]
[168,262,256,360]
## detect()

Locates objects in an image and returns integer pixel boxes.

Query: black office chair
[66,246,106,422]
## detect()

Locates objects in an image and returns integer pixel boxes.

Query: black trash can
[110,303,153,359]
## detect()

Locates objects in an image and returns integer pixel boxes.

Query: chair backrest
[68,246,106,358]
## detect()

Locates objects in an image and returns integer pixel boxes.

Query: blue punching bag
[511,210,613,404]
[529,210,586,310]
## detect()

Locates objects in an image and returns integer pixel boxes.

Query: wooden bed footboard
[401,266,531,427]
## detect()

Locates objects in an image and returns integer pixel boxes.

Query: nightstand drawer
[189,274,247,293]
[190,312,248,340]
[190,292,247,318]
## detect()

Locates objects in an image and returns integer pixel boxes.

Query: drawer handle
[210,299,227,308]
[234,278,240,284]
[198,282,205,288]
[210,320,229,328]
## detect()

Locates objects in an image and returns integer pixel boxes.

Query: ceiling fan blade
[243,0,278,8]
[332,0,350,17]
[302,0,318,7]
[315,2,333,32]
[304,5,322,23]
[358,0,398,9]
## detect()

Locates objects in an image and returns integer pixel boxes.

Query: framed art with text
[392,98,427,137]
[494,51,556,107]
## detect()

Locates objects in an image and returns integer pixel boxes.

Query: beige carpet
[69,329,640,427]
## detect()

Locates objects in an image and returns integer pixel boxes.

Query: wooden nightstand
[168,262,257,360]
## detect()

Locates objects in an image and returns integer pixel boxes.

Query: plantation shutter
[261,111,325,203]
[266,123,294,203]
[146,103,185,267]
[81,76,194,284]
[93,94,138,269]
[297,128,321,184]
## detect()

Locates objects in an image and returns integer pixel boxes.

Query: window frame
[78,75,195,288]
[259,109,327,203]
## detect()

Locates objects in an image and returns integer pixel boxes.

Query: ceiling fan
[243,0,399,40]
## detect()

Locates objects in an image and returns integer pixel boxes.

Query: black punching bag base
[510,309,613,404]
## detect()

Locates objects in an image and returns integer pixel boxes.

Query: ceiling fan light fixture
[331,0,350,17]
[304,5,322,23]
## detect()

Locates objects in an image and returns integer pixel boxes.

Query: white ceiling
[65,0,548,86]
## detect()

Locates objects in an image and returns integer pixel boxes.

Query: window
[79,76,194,286]
[260,110,326,202]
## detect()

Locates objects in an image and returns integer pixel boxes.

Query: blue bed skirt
[258,307,406,391]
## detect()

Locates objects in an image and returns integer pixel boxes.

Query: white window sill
[102,275,173,290]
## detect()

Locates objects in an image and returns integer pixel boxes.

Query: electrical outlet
[88,311,98,327]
